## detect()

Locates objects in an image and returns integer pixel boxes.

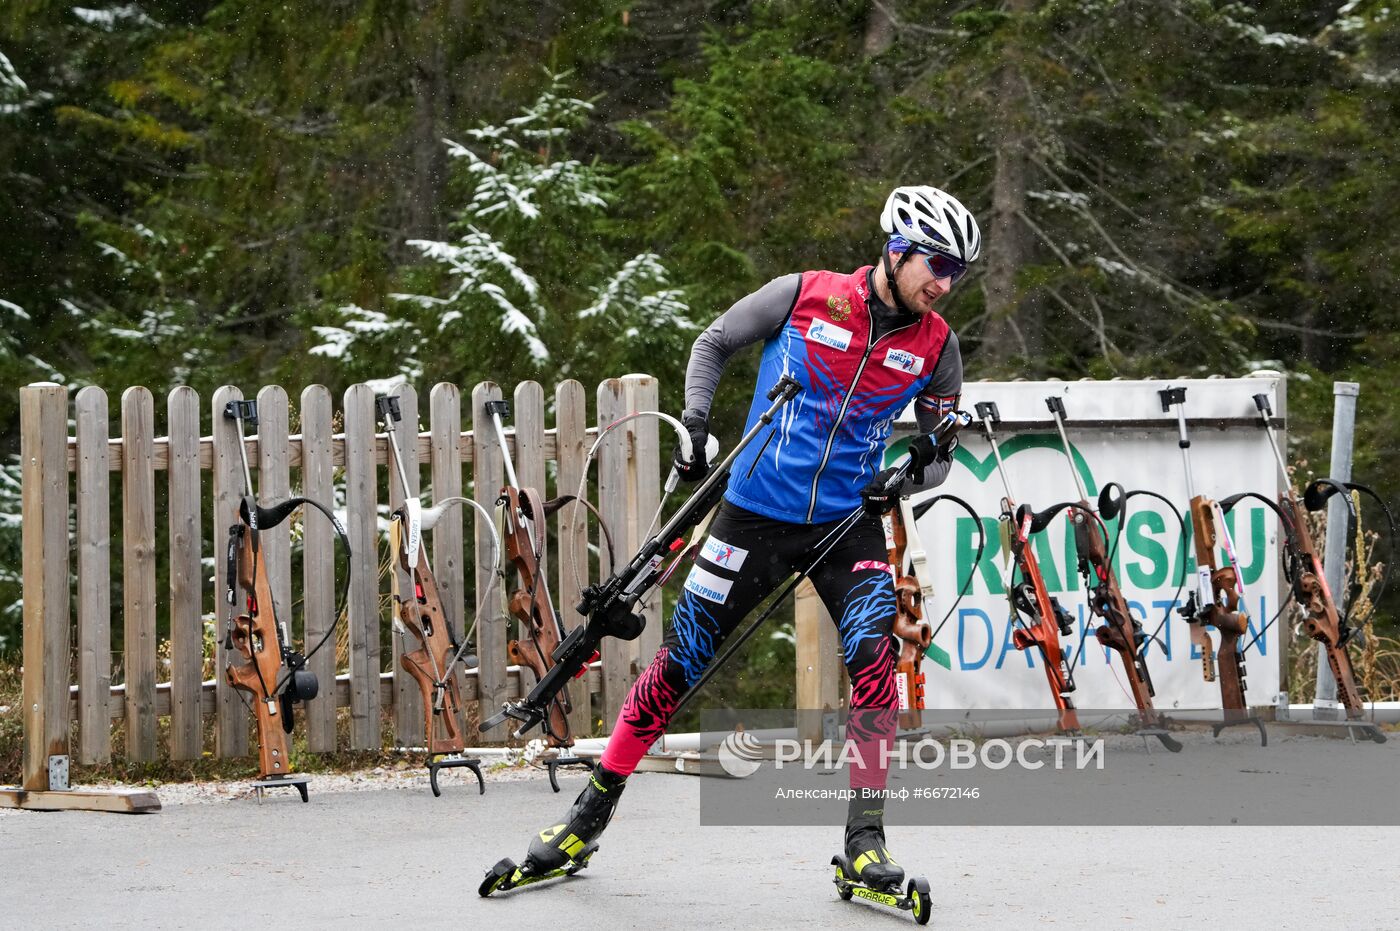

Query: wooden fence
[15,376,662,788]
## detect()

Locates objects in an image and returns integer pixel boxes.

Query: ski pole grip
[224,399,259,428]
[375,394,401,423]
[768,374,801,401]
[1045,396,1067,419]
[1253,393,1272,416]
[974,401,999,424]
[1158,386,1186,411]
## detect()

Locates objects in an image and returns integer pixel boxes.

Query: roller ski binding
[479,764,626,897]
[832,808,932,925]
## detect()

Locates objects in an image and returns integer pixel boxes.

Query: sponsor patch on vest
[806,319,853,352]
[852,559,892,575]
[883,348,924,376]
[701,536,748,571]
[684,565,734,604]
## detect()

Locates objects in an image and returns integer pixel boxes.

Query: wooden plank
[556,380,592,739]
[256,387,292,665]
[624,375,662,672]
[74,387,112,765]
[167,386,203,761]
[300,385,338,752]
[76,661,605,721]
[429,383,468,736]
[596,379,630,733]
[472,382,507,741]
[65,426,602,473]
[388,384,423,747]
[343,385,381,749]
[514,381,548,580]
[211,386,249,758]
[795,578,841,742]
[0,787,162,813]
[121,387,158,762]
[20,384,72,790]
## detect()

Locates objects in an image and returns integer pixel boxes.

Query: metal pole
[1316,382,1359,715]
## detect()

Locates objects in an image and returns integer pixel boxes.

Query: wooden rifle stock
[1280,493,1365,714]
[1006,502,1080,732]
[882,505,930,730]
[1186,496,1249,711]
[394,526,467,754]
[501,485,573,745]
[226,517,294,778]
[1068,502,1160,721]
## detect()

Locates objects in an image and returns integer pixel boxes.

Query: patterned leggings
[600,500,898,790]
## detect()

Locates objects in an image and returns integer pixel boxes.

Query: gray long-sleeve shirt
[684,270,964,489]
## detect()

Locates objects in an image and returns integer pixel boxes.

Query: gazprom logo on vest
[806,319,852,352]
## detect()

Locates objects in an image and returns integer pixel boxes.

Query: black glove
[672,410,709,482]
[908,434,958,486]
[860,466,902,515]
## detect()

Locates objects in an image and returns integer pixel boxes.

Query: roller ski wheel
[478,843,600,897]
[831,855,932,925]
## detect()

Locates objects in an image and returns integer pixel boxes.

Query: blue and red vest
[726,267,952,524]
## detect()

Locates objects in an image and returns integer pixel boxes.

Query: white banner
[894,374,1288,711]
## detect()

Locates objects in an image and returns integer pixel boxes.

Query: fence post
[121,387,157,762]
[471,382,506,740]
[596,379,630,731]
[19,384,71,789]
[1317,381,1359,714]
[344,384,381,750]
[300,385,338,752]
[389,383,423,747]
[75,386,112,765]
[622,375,662,676]
[428,383,468,734]
[555,380,593,738]
[211,387,249,759]
[167,386,203,761]
[795,579,841,742]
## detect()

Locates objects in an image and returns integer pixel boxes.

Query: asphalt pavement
[1,766,1397,930]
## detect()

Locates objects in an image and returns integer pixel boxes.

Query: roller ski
[832,806,932,925]
[479,764,626,897]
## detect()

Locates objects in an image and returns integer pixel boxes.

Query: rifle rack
[428,754,486,796]
[251,774,311,803]
[1210,713,1269,746]
[544,751,592,793]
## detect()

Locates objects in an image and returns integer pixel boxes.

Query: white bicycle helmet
[881,186,981,264]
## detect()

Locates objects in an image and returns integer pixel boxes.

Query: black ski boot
[832,798,931,924]
[480,764,627,896]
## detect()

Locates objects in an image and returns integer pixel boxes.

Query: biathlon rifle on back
[1219,393,1393,742]
[975,401,1080,733]
[377,395,496,794]
[481,375,803,739]
[1027,396,1181,751]
[223,399,351,801]
[1159,387,1267,744]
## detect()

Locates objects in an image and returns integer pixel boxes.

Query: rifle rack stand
[251,774,310,803]
[546,752,593,793]
[1210,714,1268,746]
[1281,719,1387,745]
[428,754,486,796]
[1135,728,1184,753]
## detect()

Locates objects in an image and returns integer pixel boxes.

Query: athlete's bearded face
[889,248,955,315]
